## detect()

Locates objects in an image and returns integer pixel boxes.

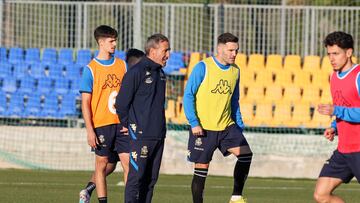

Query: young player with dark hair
[79,47,144,203]
[184,32,251,203]
[314,31,360,203]
[79,25,129,203]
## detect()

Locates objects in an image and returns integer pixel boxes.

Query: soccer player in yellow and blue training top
[314,31,360,203]
[79,25,129,203]
[184,33,252,203]
[79,48,144,203]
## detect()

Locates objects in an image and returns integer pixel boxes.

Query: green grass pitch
[1,169,360,202]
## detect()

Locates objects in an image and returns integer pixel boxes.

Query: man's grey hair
[145,33,169,55]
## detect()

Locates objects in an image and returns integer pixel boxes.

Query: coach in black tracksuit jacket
[115,34,170,203]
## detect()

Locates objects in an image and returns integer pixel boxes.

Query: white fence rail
[1,1,360,57]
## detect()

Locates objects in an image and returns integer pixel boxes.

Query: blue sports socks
[233,153,252,195]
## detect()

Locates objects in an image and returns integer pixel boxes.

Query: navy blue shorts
[94,124,129,158]
[319,150,360,183]
[187,124,249,164]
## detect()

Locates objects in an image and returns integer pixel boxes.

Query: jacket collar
[143,56,163,70]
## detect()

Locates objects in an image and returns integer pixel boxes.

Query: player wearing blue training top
[184,33,251,203]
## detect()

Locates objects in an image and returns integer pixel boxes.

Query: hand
[324,127,335,142]
[87,129,99,148]
[318,104,334,116]
[191,126,204,136]
[120,126,129,135]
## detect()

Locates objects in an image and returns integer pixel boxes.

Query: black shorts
[187,124,249,163]
[94,124,129,158]
[319,150,360,183]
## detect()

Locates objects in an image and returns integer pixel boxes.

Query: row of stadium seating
[0,90,77,118]
[0,47,185,75]
[165,98,332,128]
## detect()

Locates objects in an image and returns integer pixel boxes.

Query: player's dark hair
[145,33,169,55]
[218,33,238,44]
[94,25,118,43]
[324,31,354,50]
[126,48,145,67]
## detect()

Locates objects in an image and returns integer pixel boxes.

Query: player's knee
[237,152,253,163]
[96,157,109,170]
[313,191,328,203]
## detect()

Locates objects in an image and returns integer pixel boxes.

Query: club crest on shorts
[195,137,202,146]
[140,146,148,158]
[99,135,105,144]
[131,151,138,161]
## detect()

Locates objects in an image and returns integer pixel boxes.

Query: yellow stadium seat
[270,101,292,127]
[274,70,293,87]
[293,71,311,88]
[252,101,273,127]
[303,55,321,74]
[172,97,188,124]
[247,54,265,71]
[264,84,283,103]
[301,87,320,105]
[321,56,333,75]
[242,85,264,103]
[239,101,254,126]
[187,52,201,79]
[254,70,274,86]
[312,71,330,89]
[283,85,301,104]
[288,102,311,127]
[320,87,332,104]
[284,55,302,73]
[305,110,332,128]
[266,54,283,73]
[352,56,357,63]
[165,99,176,122]
[240,68,255,86]
[239,83,245,101]
[235,53,247,69]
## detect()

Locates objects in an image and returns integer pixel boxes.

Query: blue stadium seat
[0,90,7,115]
[115,50,126,60]
[8,47,24,64]
[64,64,82,80]
[54,77,70,94]
[6,92,25,117]
[29,63,46,79]
[94,50,99,58]
[0,62,12,78]
[76,49,92,66]
[163,52,185,74]
[40,93,59,118]
[37,77,53,94]
[70,79,80,95]
[58,48,74,65]
[0,47,7,62]
[48,64,64,79]
[25,48,40,65]
[42,48,57,65]
[24,93,42,118]
[18,76,36,94]
[60,93,77,117]
[2,77,17,93]
[13,63,30,78]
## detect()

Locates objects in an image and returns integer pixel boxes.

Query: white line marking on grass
[1,182,359,191]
